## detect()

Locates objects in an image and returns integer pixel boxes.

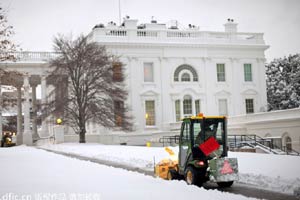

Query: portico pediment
[214,90,231,96]
[140,89,160,97]
[170,88,204,100]
[241,89,258,95]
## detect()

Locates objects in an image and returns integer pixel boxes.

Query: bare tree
[49,35,133,143]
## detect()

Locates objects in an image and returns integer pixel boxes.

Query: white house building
[87,18,269,133]
[1,18,299,153]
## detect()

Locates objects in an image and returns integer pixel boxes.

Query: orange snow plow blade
[155,159,178,179]
[154,147,178,179]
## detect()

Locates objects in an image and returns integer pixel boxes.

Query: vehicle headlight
[6,138,12,143]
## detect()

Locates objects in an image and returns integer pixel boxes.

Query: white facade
[228,108,300,153]
[88,19,269,133]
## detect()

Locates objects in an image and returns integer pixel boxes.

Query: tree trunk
[79,128,86,143]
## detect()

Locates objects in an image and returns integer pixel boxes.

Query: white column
[23,75,32,145]
[31,84,39,140]
[0,82,2,141]
[201,58,208,114]
[126,57,132,106]
[16,85,23,145]
[180,98,184,118]
[192,97,195,116]
[230,58,240,116]
[171,99,175,122]
[40,75,48,137]
[257,58,267,111]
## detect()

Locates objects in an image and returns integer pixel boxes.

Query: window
[113,62,123,82]
[174,65,198,82]
[216,64,226,82]
[244,64,252,82]
[183,122,190,141]
[245,99,254,114]
[193,122,202,144]
[175,98,201,121]
[218,99,228,116]
[216,122,223,141]
[114,101,124,126]
[145,100,155,126]
[195,100,201,115]
[181,73,191,82]
[175,100,181,122]
[285,136,292,152]
[180,122,190,167]
[183,95,192,117]
[144,62,154,82]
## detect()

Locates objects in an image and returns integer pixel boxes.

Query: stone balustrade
[90,27,265,45]
[5,51,59,62]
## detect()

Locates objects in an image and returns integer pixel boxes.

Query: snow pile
[41,143,172,170]
[0,146,254,200]
[229,151,300,194]
[41,143,300,195]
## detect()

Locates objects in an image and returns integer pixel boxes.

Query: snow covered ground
[0,146,255,200]
[229,151,300,194]
[41,143,300,195]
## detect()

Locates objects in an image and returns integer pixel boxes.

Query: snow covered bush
[266,54,300,110]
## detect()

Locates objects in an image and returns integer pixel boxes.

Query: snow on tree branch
[266,54,300,111]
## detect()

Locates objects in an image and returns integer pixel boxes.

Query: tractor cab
[179,115,227,172]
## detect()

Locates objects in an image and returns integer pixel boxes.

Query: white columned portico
[23,74,32,145]
[16,85,23,145]
[40,75,48,137]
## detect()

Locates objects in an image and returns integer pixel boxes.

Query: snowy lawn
[41,143,300,195]
[0,146,254,200]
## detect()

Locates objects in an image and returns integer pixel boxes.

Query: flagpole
[118,0,121,25]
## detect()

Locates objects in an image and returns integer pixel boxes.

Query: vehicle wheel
[167,169,179,180]
[185,166,203,186]
[217,181,234,188]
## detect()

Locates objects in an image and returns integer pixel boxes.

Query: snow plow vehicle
[155,113,238,187]
[1,131,16,147]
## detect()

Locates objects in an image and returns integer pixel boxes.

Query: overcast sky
[1,0,300,61]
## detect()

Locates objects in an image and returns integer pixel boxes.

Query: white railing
[137,30,158,37]
[7,51,59,62]
[92,27,265,45]
[167,30,202,38]
[106,30,127,36]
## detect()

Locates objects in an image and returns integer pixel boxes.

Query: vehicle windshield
[191,118,226,157]
[193,118,225,145]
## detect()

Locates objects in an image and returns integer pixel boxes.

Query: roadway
[39,147,299,200]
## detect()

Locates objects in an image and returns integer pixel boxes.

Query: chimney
[224,18,238,33]
[124,19,138,29]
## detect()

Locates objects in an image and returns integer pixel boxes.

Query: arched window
[181,73,191,82]
[285,136,292,152]
[174,65,198,82]
[183,95,192,116]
